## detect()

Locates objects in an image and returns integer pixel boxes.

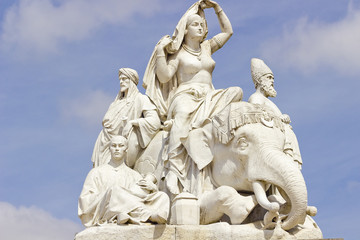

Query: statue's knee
[215,186,238,205]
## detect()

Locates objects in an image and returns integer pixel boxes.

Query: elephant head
[186,101,308,230]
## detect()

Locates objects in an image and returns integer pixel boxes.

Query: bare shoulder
[248,92,265,105]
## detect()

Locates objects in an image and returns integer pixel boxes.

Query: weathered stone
[75,217,323,240]
[75,225,175,240]
[170,192,199,225]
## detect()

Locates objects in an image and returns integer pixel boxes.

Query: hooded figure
[91,68,161,168]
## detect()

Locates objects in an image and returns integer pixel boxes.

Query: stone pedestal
[75,217,324,240]
[170,192,199,225]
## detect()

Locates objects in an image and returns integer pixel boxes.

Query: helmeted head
[251,58,277,97]
[109,135,128,162]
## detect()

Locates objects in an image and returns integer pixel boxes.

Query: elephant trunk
[249,148,307,230]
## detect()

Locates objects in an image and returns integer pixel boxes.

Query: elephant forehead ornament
[212,102,284,144]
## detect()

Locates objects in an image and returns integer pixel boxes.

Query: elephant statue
[134,101,317,231]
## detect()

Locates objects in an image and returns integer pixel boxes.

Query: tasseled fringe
[212,102,285,144]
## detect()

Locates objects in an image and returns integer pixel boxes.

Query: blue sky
[0,0,359,239]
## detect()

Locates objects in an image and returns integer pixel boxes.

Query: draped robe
[78,163,169,227]
[92,89,160,167]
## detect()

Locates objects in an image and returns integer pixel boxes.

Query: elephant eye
[237,137,248,148]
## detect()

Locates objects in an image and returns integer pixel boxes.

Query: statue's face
[260,74,277,98]
[186,14,205,39]
[119,74,131,93]
[110,136,127,161]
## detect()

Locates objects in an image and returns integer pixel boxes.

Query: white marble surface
[75,217,322,240]
[77,0,322,237]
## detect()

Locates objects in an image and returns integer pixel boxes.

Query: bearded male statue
[248,58,302,168]
[92,68,161,168]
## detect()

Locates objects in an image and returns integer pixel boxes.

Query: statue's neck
[120,84,139,100]
[183,38,201,51]
[256,88,268,99]
[109,158,126,169]
[120,88,129,98]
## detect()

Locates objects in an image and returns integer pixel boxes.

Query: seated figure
[92,68,161,168]
[143,0,242,195]
[248,58,302,168]
[78,135,170,227]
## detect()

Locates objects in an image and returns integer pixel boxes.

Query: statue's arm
[135,109,161,148]
[248,93,263,105]
[204,1,233,54]
[128,96,161,148]
[155,37,179,83]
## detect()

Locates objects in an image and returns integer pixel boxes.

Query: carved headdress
[251,58,273,88]
[143,1,208,122]
[116,68,140,100]
[119,68,139,85]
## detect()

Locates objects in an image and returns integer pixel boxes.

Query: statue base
[75,218,323,240]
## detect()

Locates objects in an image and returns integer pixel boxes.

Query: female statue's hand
[157,36,172,52]
[200,0,218,9]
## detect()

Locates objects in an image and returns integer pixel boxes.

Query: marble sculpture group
[77,1,323,239]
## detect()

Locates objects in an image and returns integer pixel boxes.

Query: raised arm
[155,36,179,83]
[201,0,233,54]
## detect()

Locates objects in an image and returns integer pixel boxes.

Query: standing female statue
[143,0,242,195]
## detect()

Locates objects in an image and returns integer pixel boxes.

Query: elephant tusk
[252,181,280,212]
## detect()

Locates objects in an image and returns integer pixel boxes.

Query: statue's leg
[200,186,257,225]
[165,95,195,194]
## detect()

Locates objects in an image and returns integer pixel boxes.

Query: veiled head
[185,14,206,41]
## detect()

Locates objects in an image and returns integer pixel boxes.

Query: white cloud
[260,5,360,76]
[0,201,83,240]
[0,0,161,55]
[60,89,113,128]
